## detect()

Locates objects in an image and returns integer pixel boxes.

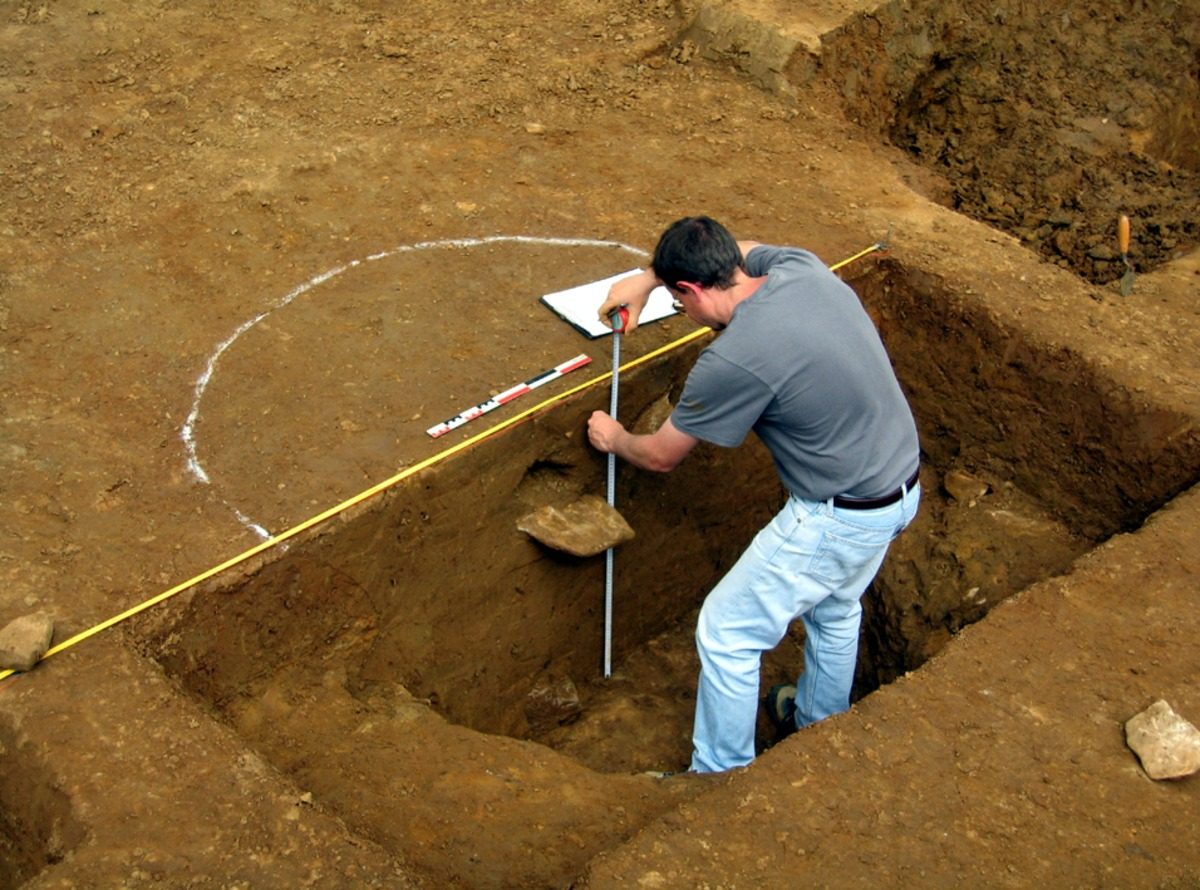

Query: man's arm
[597,241,762,333]
[587,412,698,473]
[596,268,660,334]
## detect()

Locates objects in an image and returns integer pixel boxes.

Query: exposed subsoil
[2,0,1199,888]
[880,2,1200,285]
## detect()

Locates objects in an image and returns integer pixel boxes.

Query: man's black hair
[651,216,743,291]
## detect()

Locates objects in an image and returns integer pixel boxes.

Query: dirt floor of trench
[2,0,1200,888]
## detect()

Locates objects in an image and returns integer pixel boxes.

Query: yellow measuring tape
[0,241,883,683]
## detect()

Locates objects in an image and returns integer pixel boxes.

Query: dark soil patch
[828,0,1200,286]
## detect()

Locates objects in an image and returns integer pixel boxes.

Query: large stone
[517,495,635,557]
[631,393,674,436]
[0,611,55,672]
[1124,699,1200,780]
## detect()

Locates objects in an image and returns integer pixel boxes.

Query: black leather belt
[832,466,920,510]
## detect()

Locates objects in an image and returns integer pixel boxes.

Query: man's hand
[597,268,661,335]
[587,411,698,473]
[587,410,625,454]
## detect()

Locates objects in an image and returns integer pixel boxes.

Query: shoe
[640,768,694,779]
[765,684,797,734]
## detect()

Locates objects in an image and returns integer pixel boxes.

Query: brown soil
[2,1,1199,888]
[879,3,1200,285]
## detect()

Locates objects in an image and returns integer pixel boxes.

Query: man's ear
[675,281,703,298]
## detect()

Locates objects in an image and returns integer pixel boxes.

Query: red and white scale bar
[426,353,593,438]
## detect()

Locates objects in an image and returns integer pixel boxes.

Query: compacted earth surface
[2,1,1199,887]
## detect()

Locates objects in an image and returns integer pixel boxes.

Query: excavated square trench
[107,258,1190,890]
[5,3,1198,887]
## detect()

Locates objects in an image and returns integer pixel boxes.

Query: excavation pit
[123,257,1195,889]
[812,1,1200,287]
[4,0,1200,884]
[0,717,85,889]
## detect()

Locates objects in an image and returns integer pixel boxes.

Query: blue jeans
[690,484,920,773]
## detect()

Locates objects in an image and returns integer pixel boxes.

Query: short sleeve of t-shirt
[743,244,787,277]
[670,349,773,447]
[662,243,920,500]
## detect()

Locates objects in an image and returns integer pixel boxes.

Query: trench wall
[686,0,1198,284]
[815,0,1199,282]
[853,259,1200,540]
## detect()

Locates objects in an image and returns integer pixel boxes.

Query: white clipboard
[539,269,677,339]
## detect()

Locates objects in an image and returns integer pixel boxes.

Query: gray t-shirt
[670,245,919,500]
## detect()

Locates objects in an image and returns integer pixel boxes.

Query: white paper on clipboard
[539,269,677,339]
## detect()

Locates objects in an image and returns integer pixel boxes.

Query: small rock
[631,394,673,436]
[670,39,698,64]
[525,673,583,733]
[523,122,546,135]
[517,495,634,557]
[943,469,989,503]
[1125,700,1200,780]
[0,612,55,672]
[981,187,1008,213]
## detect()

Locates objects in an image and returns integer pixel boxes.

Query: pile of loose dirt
[883,2,1200,285]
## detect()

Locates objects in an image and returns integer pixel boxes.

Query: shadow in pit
[849,258,1199,698]
[0,714,86,888]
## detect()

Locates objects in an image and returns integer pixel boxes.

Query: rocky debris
[517,495,635,557]
[876,1,1200,285]
[0,611,55,672]
[1124,699,1200,780]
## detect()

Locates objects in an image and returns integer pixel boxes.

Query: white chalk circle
[182,235,650,538]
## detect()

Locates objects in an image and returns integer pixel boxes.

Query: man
[587,216,920,774]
